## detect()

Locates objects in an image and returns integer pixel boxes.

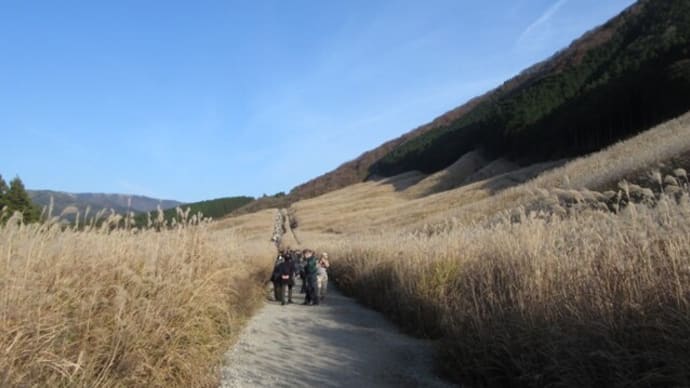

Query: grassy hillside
[283,111,690,238]
[230,194,291,217]
[264,110,690,387]
[207,2,690,383]
[248,0,690,211]
[371,0,690,176]
[111,0,688,224]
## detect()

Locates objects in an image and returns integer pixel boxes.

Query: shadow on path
[220,284,453,388]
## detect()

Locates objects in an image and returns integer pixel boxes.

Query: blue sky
[0,0,635,202]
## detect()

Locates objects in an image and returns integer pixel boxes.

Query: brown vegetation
[273,111,690,386]
[325,186,690,386]
[0,210,273,387]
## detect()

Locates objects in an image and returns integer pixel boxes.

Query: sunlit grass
[323,183,690,386]
[0,209,272,387]
[277,113,690,387]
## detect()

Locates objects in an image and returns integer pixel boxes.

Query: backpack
[305,257,317,275]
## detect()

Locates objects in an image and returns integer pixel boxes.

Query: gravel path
[220,284,453,387]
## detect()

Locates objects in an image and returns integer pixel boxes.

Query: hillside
[371,0,690,175]
[28,190,181,216]
[259,0,689,208]
[236,110,690,239]
[216,108,690,388]
[288,94,488,200]
[229,194,291,217]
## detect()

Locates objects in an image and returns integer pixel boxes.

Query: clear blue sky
[0,0,635,202]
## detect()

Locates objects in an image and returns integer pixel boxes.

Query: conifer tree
[0,174,8,210]
[0,175,8,223]
[5,176,40,222]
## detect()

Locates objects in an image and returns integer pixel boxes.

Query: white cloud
[517,0,568,48]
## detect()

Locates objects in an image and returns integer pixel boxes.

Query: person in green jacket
[302,249,319,305]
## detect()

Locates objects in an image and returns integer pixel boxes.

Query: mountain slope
[288,94,487,200]
[283,110,690,236]
[286,111,690,388]
[287,0,690,203]
[28,190,181,216]
[371,0,690,176]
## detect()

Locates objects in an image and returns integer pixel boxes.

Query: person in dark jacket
[271,249,286,301]
[277,255,296,305]
[302,249,319,306]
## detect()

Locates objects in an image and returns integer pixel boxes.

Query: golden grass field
[0,209,274,387]
[3,111,690,387]
[279,111,690,386]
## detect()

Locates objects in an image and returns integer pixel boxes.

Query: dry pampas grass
[0,207,272,387]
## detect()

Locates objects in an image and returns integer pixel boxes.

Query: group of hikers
[270,248,330,306]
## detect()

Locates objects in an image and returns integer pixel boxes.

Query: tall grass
[325,185,690,387]
[0,210,272,387]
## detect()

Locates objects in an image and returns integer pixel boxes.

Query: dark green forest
[371,0,690,176]
[134,196,254,226]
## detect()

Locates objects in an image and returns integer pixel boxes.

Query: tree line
[0,174,40,223]
[132,196,254,226]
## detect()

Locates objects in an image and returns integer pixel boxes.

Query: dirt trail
[220,285,453,387]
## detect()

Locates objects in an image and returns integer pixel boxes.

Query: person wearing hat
[270,249,286,301]
[276,253,296,305]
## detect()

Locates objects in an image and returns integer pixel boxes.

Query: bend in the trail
[220,285,453,388]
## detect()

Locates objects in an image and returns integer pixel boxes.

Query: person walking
[317,252,330,301]
[302,249,319,305]
[277,254,296,305]
[271,249,286,302]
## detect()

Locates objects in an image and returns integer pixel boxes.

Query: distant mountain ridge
[28,190,182,216]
